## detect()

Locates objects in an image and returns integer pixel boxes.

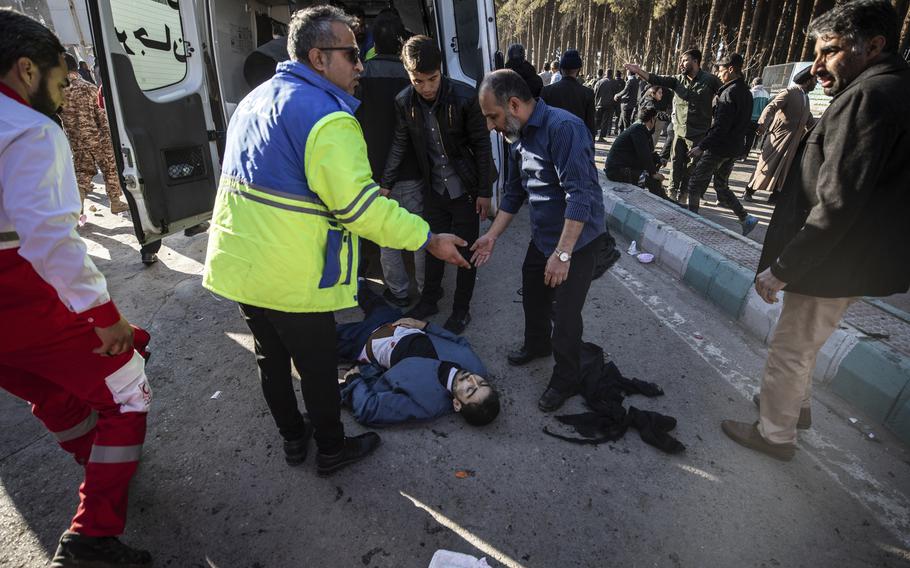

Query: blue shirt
[499,100,605,255]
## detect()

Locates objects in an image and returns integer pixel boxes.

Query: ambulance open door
[86,0,223,246]
[434,0,503,213]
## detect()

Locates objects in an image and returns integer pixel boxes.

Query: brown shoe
[109,199,129,214]
[721,420,795,462]
[752,394,811,429]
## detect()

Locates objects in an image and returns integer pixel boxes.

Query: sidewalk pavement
[600,177,910,445]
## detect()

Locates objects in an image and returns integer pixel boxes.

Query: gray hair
[479,69,533,108]
[287,5,354,62]
[807,0,898,53]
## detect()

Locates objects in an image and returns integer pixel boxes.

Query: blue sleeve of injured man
[347,358,454,426]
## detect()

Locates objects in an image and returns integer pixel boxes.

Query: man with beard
[473,70,606,413]
[0,9,152,566]
[722,0,910,461]
[625,49,722,203]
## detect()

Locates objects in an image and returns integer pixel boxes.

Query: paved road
[1,189,909,568]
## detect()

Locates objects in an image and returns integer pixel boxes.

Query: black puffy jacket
[382,77,495,198]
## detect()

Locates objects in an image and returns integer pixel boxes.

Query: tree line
[496,0,910,78]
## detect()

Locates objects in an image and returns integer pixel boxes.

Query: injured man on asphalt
[335,289,500,427]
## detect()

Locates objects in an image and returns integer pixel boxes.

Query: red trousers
[0,249,150,537]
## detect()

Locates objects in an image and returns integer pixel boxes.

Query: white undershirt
[358,326,424,369]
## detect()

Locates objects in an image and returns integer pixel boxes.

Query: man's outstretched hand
[426,233,470,269]
[470,233,496,267]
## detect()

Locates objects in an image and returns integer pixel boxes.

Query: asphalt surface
[1,185,909,568]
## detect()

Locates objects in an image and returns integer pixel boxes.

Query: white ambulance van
[85,0,501,247]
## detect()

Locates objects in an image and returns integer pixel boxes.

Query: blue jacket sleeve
[549,121,597,222]
[348,378,433,426]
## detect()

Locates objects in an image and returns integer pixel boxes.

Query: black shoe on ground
[405,301,439,320]
[316,432,382,476]
[283,420,314,466]
[183,221,209,237]
[382,288,411,308]
[742,191,756,202]
[51,531,152,567]
[444,309,471,334]
[507,345,552,366]
[140,252,158,266]
[538,387,569,412]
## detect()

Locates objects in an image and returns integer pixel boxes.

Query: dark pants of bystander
[238,305,345,453]
[521,238,597,394]
[421,190,479,312]
[685,151,747,220]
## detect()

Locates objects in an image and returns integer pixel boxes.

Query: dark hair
[347,5,365,19]
[638,106,658,123]
[64,53,78,72]
[615,71,623,79]
[808,0,898,53]
[371,11,405,55]
[715,52,744,70]
[0,8,65,75]
[402,35,441,74]
[681,48,702,64]
[606,68,614,77]
[479,69,533,106]
[287,5,354,63]
[597,68,604,76]
[460,388,501,427]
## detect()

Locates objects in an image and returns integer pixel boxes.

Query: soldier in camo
[60,53,128,214]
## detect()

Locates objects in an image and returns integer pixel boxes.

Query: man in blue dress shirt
[472,69,607,412]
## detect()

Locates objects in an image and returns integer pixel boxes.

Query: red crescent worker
[0,9,152,568]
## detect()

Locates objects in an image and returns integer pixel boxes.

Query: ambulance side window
[109,0,189,91]
[453,0,483,83]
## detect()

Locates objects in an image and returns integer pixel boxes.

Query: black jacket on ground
[697,77,752,157]
[540,76,596,134]
[382,77,495,198]
[593,77,621,109]
[758,54,910,298]
[605,123,658,176]
[505,59,544,98]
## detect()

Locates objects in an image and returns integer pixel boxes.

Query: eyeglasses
[314,46,361,65]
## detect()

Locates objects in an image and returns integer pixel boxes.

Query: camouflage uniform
[59,74,127,213]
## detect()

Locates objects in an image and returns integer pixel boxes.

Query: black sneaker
[382,288,411,308]
[316,432,381,476]
[283,420,313,466]
[443,309,471,334]
[405,301,439,320]
[140,252,158,266]
[51,531,152,567]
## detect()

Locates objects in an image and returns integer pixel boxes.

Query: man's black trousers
[618,103,636,132]
[239,304,345,453]
[522,239,596,394]
[686,150,747,220]
[595,105,618,137]
[422,190,479,311]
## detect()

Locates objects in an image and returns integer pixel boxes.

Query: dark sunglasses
[315,46,360,64]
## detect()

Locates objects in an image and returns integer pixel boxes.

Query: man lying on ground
[336,290,500,427]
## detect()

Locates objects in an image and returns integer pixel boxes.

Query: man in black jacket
[604,107,666,199]
[683,53,759,235]
[613,70,640,133]
[593,69,621,140]
[722,0,910,461]
[504,43,543,97]
[540,49,595,135]
[382,35,494,334]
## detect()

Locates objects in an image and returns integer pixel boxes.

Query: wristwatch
[554,248,571,262]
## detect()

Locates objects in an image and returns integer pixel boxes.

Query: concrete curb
[601,183,910,444]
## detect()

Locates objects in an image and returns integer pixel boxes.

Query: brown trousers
[758,292,856,444]
[73,143,122,204]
